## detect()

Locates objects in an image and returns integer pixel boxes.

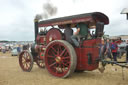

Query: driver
[71,22,88,47]
[64,24,73,44]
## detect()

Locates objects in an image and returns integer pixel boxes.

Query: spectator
[111,40,118,62]
[23,45,28,50]
[99,39,106,59]
[2,46,6,53]
[17,45,21,54]
[98,39,106,73]
[104,38,112,60]
[8,46,12,52]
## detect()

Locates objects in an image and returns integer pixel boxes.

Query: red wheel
[19,50,33,72]
[35,58,45,68]
[44,40,77,78]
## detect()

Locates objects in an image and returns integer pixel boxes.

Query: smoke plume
[35,2,57,20]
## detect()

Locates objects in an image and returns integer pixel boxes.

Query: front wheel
[19,50,33,72]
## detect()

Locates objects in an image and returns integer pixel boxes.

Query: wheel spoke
[51,47,57,54]
[28,59,31,62]
[63,60,70,64]
[59,49,66,57]
[24,63,27,69]
[62,56,70,60]
[49,62,57,67]
[23,62,26,67]
[63,51,68,57]
[22,57,26,63]
[26,63,29,69]
[47,55,55,58]
[59,64,63,73]
[62,63,68,72]
[27,56,30,59]
[50,49,57,56]
[54,63,58,73]
[62,62,69,67]
[27,62,31,65]
[62,64,66,72]
[57,44,62,55]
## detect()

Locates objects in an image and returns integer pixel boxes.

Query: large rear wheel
[44,40,77,78]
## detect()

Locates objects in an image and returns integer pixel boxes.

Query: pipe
[34,19,38,43]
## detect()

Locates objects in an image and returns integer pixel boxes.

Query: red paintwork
[36,35,46,45]
[46,28,63,44]
[39,52,44,59]
[75,39,101,71]
[36,28,101,71]
[34,42,46,59]
[35,28,63,60]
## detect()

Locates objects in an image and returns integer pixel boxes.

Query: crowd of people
[99,38,128,63]
[99,38,119,62]
[0,44,32,55]
[0,45,12,53]
[98,38,128,73]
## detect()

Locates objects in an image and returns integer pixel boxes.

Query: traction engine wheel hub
[55,56,61,63]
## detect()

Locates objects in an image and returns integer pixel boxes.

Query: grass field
[0,52,128,85]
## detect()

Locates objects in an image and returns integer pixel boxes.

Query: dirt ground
[0,52,128,85]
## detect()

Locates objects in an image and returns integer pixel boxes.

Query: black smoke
[35,2,57,20]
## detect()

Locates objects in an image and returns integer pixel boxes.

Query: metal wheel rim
[45,40,77,78]
[19,50,33,72]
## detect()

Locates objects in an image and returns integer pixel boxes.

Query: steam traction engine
[19,12,109,78]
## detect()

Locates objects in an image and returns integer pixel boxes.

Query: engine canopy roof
[38,12,109,27]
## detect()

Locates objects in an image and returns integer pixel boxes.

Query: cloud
[0,0,128,41]
[0,0,36,41]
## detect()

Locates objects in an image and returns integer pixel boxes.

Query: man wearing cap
[71,22,88,47]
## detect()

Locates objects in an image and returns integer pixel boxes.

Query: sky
[0,0,128,41]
